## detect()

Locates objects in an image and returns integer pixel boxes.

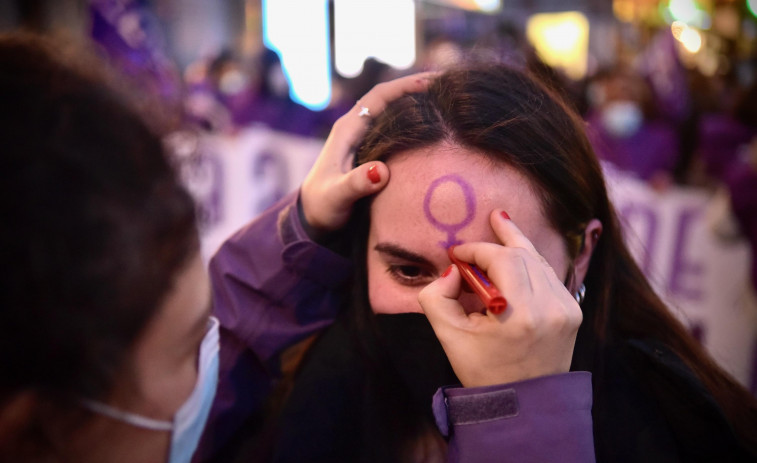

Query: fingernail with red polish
[501,210,510,220]
[367,164,380,184]
[441,265,453,278]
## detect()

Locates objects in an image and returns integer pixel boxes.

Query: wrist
[296,193,348,253]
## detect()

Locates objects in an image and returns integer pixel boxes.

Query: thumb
[418,265,467,327]
[336,161,390,206]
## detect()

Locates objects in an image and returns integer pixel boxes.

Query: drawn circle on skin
[423,174,476,248]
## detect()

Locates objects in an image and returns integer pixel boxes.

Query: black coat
[593,338,755,462]
[247,315,757,462]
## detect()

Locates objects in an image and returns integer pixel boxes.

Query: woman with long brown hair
[203,64,757,462]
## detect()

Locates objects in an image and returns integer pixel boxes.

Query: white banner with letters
[174,125,322,262]
[605,165,757,391]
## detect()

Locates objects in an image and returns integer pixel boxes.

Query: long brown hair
[354,64,757,455]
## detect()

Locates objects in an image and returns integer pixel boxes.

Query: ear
[572,219,602,293]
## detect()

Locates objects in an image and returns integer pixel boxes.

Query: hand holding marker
[447,246,507,314]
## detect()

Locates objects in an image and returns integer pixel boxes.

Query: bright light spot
[680,26,703,53]
[427,0,501,12]
[334,0,415,78]
[526,12,589,80]
[671,20,686,40]
[474,0,501,13]
[748,0,757,18]
[263,0,331,110]
[666,0,709,28]
[671,21,703,53]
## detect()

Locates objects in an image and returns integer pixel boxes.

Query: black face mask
[374,313,459,411]
[270,312,457,462]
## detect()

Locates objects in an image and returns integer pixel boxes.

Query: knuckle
[547,308,569,330]
[499,247,524,264]
[569,305,584,327]
[417,286,431,304]
[509,247,531,260]
[373,81,389,93]
[331,115,353,134]
[334,113,350,127]
[517,312,538,335]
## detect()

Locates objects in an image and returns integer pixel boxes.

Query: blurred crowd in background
[3,0,757,389]
[3,0,755,185]
[2,0,755,182]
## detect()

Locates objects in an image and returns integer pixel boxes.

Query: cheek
[366,258,424,315]
[535,236,571,282]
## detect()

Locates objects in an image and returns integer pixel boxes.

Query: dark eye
[387,264,434,286]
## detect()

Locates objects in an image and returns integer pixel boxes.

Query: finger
[488,210,538,253]
[357,72,437,116]
[487,210,579,301]
[336,161,390,204]
[328,72,437,153]
[451,243,532,290]
[418,264,468,327]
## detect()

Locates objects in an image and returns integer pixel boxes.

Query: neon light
[334,0,415,78]
[262,0,331,110]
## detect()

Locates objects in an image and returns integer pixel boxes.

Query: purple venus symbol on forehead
[423,174,476,248]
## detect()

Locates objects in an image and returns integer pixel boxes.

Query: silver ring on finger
[356,100,371,118]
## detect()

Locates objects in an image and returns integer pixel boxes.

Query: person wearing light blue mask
[585,66,680,186]
[83,316,220,463]
[0,33,218,463]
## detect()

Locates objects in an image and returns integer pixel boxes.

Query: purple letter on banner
[668,207,704,301]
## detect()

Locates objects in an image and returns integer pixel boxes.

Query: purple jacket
[586,113,679,182]
[195,191,595,462]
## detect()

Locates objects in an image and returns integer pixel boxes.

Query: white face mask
[600,100,643,138]
[83,316,220,463]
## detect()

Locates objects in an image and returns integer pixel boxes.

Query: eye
[386,264,435,286]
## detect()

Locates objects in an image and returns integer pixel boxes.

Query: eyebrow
[374,243,434,267]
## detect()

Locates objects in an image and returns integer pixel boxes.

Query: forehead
[371,143,551,250]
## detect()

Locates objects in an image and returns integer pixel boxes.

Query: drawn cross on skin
[423,174,476,248]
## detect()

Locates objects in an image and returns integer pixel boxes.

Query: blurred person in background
[695,73,757,292]
[692,65,757,186]
[183,47,342,139]
[585,65,681,190]
[89,0,185,134]
[0,33,218,463]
